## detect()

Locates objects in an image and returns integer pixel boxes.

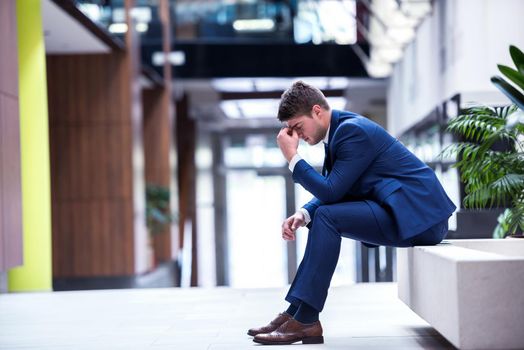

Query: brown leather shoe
[247,312,292,336]
[253,319,324,345]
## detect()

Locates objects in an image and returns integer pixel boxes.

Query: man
[249,81,456,345]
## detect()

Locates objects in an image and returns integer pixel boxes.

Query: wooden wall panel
[143,89,169,184]
[0,0,23,272]
[47,0,180,280]
[47,52,139,277]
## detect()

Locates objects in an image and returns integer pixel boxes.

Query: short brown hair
[277,81,330,122]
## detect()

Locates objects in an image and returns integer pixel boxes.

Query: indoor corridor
[2,1,523,350]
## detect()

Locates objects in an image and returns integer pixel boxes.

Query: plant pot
[146,235,156,271]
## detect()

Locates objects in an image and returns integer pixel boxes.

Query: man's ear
[311,104,321,118]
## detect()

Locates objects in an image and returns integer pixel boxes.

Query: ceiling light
[254,78,292,91]
[212,78,254,92]
[398,0,432,21]
[108,23,127,34]
[367,60,393,78]
[152,51,186,66]
[220,101,242,119]
[136,23,148,33]
[233,19,275,32]
[78,4,102,22]
[327,77,350,89]
[131,7,152,23]
[387,26,415,45]
[375,46,404,63]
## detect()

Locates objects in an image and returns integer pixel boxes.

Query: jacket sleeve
[302,197,322,228]
[293,122,377,203]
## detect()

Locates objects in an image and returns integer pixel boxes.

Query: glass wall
[227,170,287,287]
[76,0,357,45]
[224,133,357,288]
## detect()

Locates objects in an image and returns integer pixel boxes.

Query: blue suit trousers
[285,200,448,312]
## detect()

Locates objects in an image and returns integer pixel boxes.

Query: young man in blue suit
[249,81,456,345]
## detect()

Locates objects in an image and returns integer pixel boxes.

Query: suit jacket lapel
[329,109,341,143]
[323,110,342,175]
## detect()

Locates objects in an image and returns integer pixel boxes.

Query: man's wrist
[285,151,297,162]
[288,154,302,172]
[298,208,311,226]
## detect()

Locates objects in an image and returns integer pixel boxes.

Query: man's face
[286,110,327,145]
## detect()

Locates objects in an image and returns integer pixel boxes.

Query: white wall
[388,0,524,136]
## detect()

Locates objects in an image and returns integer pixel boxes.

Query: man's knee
[314,205,333,224]
[311,205,340,238]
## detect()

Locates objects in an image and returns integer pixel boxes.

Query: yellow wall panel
[8,0,53,291]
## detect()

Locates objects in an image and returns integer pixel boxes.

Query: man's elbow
[315,190,343,203]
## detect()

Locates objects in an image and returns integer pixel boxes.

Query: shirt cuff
[288,154,302,172]
[298,208,311,226]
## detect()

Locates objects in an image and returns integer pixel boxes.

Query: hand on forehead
[286,118,302,129]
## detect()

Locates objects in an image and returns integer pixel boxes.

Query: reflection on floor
[0,283,455,349]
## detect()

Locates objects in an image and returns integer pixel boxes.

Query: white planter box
[397,239,524,350]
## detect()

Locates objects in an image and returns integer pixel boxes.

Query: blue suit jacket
[294,110,456,240]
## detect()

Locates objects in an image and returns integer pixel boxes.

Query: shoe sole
[253,336,324,345]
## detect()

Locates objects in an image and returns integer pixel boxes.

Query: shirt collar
[323,123,330,144]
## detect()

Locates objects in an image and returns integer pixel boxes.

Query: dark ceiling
[142,41,369,79]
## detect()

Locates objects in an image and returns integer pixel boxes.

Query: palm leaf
[494,204,524,238]
[492,174,524,193]
[491,76,524,110]
[443,102,524,215]
[499,104,517,118]
[510,45,524,74]
[446,107,518,147]
[494,209,512,238]
[498,65,524,91]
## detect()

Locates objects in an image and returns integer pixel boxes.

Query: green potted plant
[146,183,175,235]
[145,183,177,268]
[443,45,524,238]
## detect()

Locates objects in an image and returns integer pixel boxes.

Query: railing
[356,244,395,282]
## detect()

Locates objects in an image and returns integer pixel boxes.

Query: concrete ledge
[398,239,524,350]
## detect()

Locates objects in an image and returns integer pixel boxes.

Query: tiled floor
[0,283,455,349]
